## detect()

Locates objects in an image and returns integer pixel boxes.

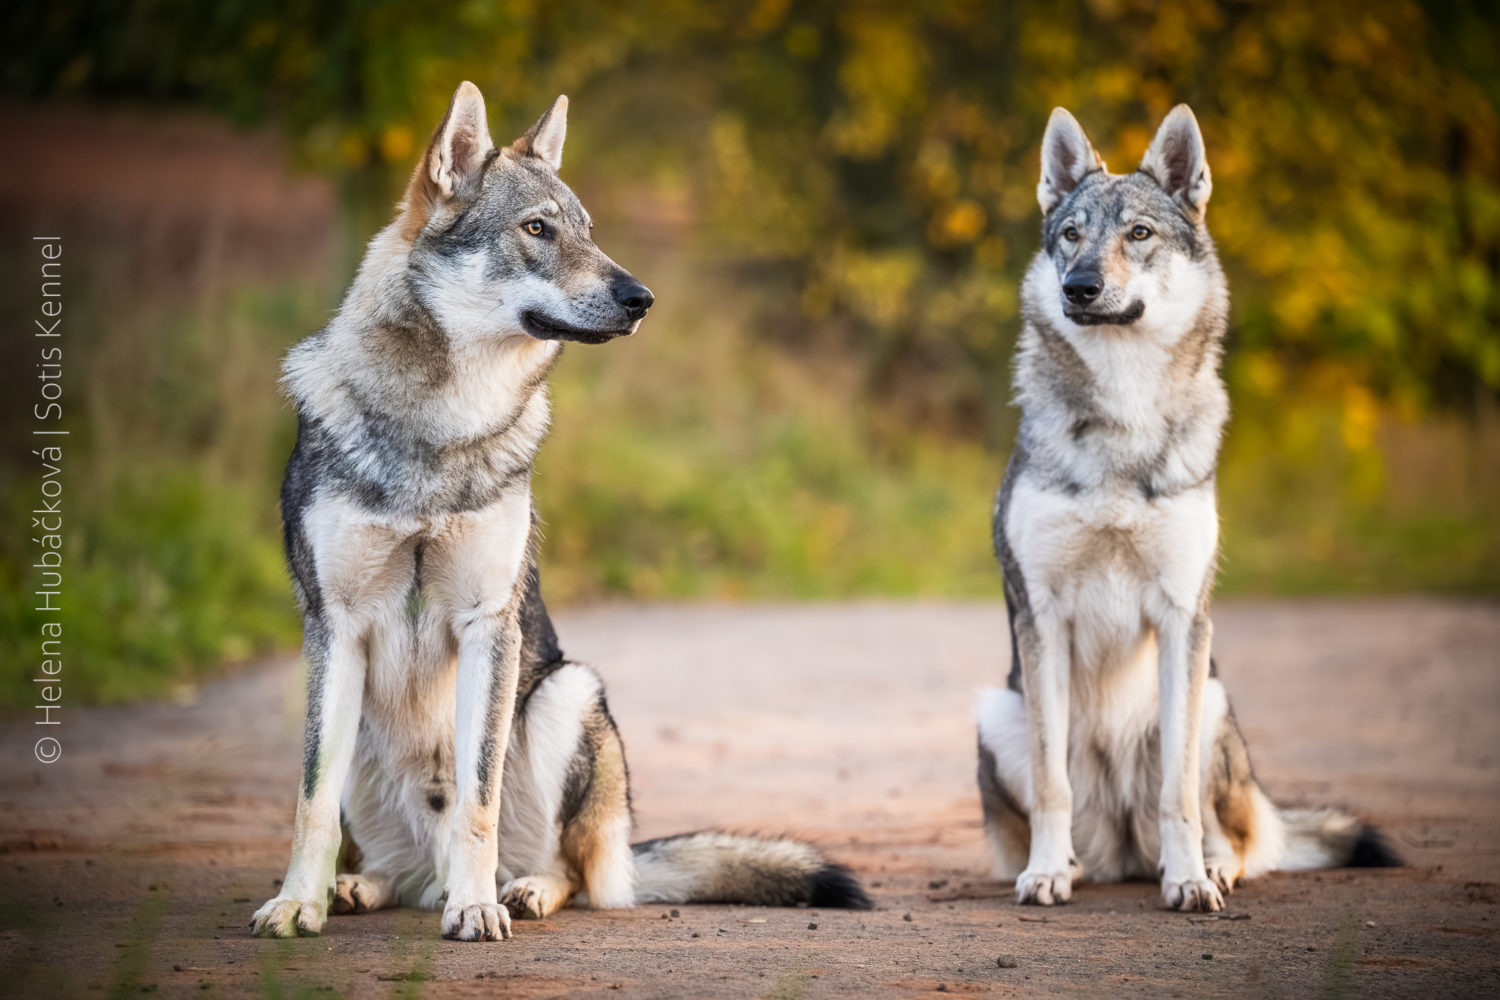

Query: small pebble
[996,955,1018,968]
[807,922,818,930]
[670,909,680,918]
[1202,953,1213,961]
[903,912,913,922]
[1365,920,1375,927]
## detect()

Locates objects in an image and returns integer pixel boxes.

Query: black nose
[611,276,654,320]
[1062,271,1102,305]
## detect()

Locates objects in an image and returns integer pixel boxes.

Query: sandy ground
[1,599,1497,999]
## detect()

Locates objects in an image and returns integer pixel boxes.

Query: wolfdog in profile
[252,82,868,941]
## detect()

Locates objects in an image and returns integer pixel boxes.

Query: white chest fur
[1006,466,1219,678]
[302,492,534,639]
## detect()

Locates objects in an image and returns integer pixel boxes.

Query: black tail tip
[1349,824,1403,868]
[809,862,873,910]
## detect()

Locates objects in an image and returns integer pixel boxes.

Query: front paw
[1016,866,1076,906]
[442,900,512,941]
[1162,875,1224,913]
[250,896,326,937]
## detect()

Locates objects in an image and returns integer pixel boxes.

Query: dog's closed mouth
[521,310,632,344]
[1065,300,1146,327]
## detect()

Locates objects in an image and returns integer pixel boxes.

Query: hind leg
[560,686,636,910]
[1200,677,1286,890]
[1200,809,1239,896]
[549,680,636,917]
[328,813,399,915]
[499,663,635,915]
[333,742,447,914]
[976,688,1033,880]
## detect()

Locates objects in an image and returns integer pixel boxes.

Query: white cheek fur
[1125,252,1209,345]
[422,251,519,338]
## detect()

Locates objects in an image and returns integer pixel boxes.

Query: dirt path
[2,599,1497,998]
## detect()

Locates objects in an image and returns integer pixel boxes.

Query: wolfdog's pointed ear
[429,82,495,200]
[1139,105,1212,217]
[513,96,568,171]
[401,83,494,237]
[409,82,494,210]
[1038,108,1104,215]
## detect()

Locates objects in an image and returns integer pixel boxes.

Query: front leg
[252,615,367,936]
[1156,611,1222,912]
[441,598,522,941]
[1015,608,1079,905]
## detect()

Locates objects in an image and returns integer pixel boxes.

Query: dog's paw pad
[250,897,326,938]
[1162,876,1224,913]
[442,901,512,941]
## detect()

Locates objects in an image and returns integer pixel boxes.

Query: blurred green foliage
[8,0,1499,423]
[1,0,1498,704]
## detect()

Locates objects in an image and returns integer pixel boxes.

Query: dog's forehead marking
[1060,174,1183,235]
[484,156,579,213]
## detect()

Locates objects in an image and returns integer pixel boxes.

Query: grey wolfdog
[976,105,1399,913]
[252,82,868,942]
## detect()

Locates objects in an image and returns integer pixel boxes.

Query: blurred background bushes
[1,0,1497,703]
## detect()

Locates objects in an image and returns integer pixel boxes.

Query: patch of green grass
[761,968,812,1000]
[1318,908,1364,1000]
[108,884,173,999]
[0,466,298,706]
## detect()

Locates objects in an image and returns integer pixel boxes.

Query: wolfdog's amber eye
[524,220,545,237]
[1131,224,1153,241]
[1063,226,1079,242]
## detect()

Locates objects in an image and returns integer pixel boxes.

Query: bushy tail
[631,832,872,909]
[1271,806,1403,872]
